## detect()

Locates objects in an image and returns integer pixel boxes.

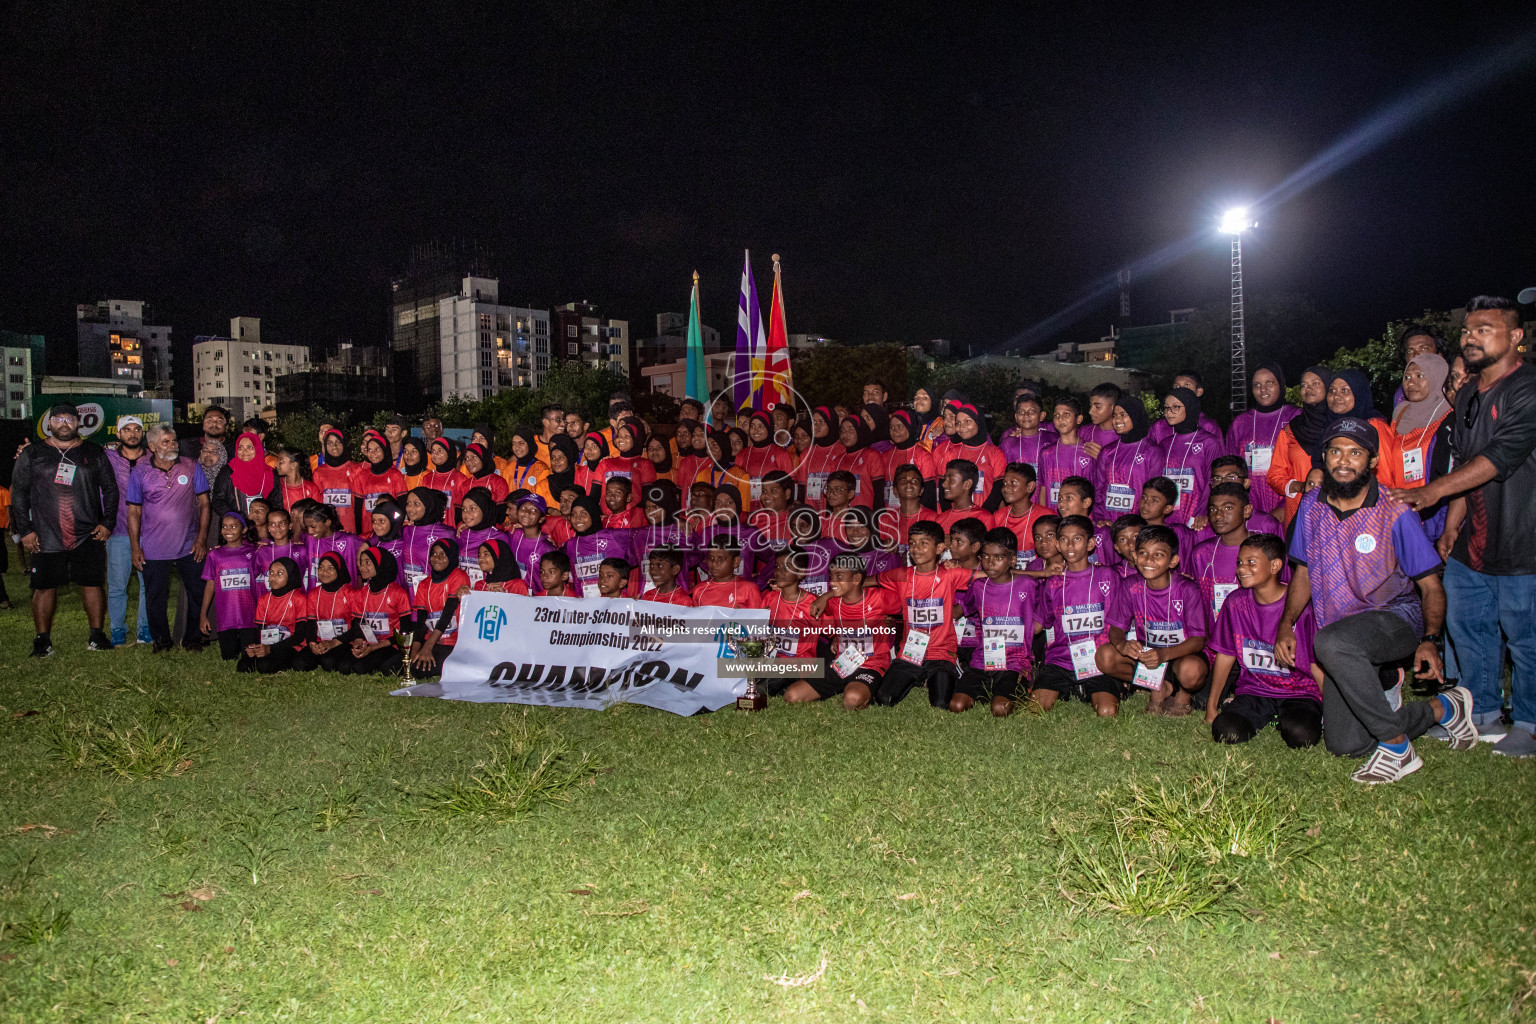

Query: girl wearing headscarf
[254,504,309,599]
[543,434,580,508]
[1224,363,1297,517]
[643,434,675,484]
[419,437,469,526]
[1322,368,1404,488]
[861,404,894,454]
[338,546,409,676]
[691,431,752,512]
[238,556,313,675]
[576,431,612,500]
[563,494,636,597]
[366,497,409,589]
[311,428,361,532]
[300,503,363,591]
[1093,396,1166,522]
[463,424,505,474]
[726,426,749,461]
[407,538,471,678]
[501,427,550,497]
[199,511,258,660]
[214,430,279,521]
[911,386,945,449]
[305,553,358,672]
[1148,375,1224,447]
[792,406,844,511]
[736,411,794,510]
[594,419,657,505]
[836,415,883,509]
[944,400,1009,513]
[1159,387,1226,525]
[1266,366,1332,525]
[1392,353,1451,488]
[460,441,510,503]
[632,481,689,592]
[350,430,407,533]
[401,486,455,595]
[882,410,939,510]
[398,437,430,491]
[456,487,509,585]
[471,538,530,596]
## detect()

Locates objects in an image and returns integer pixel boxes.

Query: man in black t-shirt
[1394,295,1536,756]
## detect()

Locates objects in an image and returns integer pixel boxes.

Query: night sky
[3,3,1534,374]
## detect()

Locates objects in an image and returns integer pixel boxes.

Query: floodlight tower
[1220,207,1257,413]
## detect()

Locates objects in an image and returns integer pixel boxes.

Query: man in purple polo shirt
[1276,417,1478,784]
[127,423,212,653]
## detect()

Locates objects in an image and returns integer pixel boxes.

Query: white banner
[412,592,771,715]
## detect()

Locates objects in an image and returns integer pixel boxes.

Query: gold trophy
[735,639,767,711]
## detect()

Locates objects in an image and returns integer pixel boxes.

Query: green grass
[1,575,1534,1022]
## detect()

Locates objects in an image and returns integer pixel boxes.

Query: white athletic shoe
[1351,742,1423,785]
[1436,686,1479,751]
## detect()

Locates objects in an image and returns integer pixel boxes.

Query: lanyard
[262,591,299,628]
[1251,411,1283,451]
[1111,440,1142,485]
[1139,580,1172,632]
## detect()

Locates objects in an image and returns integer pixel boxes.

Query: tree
[1322,312,1460,414]
[790,344,908,409]
[434,362,631,455]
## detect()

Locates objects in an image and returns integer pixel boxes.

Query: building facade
[0,343,33,419]
[76,299,173,390]
[437,277,551,401]
[192,317,311,422]
[389,242,494,410]
[275,341,393,418]
[551,301,629,379]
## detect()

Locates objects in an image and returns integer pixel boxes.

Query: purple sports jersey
[1190,537,1241,620]
[957,574,1038,672]
[124,457,210,560]
[798,537,843,595]
[456,525,510,586]
[1226,407,1298,515]
[399,522,453,594]
[253,540,309,598]
[633,522,687,592]
[509,531,556,593]
[305,531,363,592]
[1037,442,1097,511]
[1149,414,1224,448]
[565,529,637,596]
[1209,588,1321,701]
[1079,423,1119,451]
[106,448,148,538]
[1289,486,1440,631]
[1110,574,1207,650]
[997,431,1050,476]
[1094,437,1167,519]
[201,543,257,630]
[1160,429,1225,525]
[1036,566,1124,671]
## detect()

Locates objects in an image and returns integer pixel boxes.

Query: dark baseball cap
[1325,416,1379,455]
[47,403,79,418]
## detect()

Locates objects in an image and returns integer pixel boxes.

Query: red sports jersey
[602,506,647,529]
[418,470,470,526]
[308,585,356,641]
[542,515,575,549]
[312,462,360,529]
[413,569,473,645]
[837,447,882,508]
[874,564,975,664]
[350,464,408,525]
[353,583,414,638]
[991,504,1054,564]
[691,577,764,609]
[819,587,901,673]
[473,579,530,596]
[937,505,987,535]
[273,479,323,514]
[640,586,695,606]
[794,443,844,510]
[253,589,312,644]
[882,445,938,507]
[880,506,942,553]
[594,455,657,505]
[763,588,820,658]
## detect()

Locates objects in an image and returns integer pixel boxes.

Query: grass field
[1,574,1534,1022]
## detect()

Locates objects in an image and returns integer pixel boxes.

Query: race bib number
[1213,583,1237,616]
[1141,623,1185,648]
[323,488,350,507]
[831,643,866,677]
[1049,483,1061,506]
[1013,550,1032,571]
[972,473,987,496]
[749,479,763,503]
[219,568,251,591]
[1132,660,1167,690]
[362,614,389,640]
[1104,483,1136,512]
[365,493,382,512]
[259,625,287,645]
[982,620,1025,647]
[316,619,346,640]
[1241,639,1286,676]
[53,462,77,486]
[1166,469,1195,494]
[1062,605,1104,636]
[404,567,426,593]
[1246,443,1273,473]
[806,473,827,501]
[575,557,602,596]
[899,627,930,664]
[802,578,828,596]
[775,629,800,657]
[1069,637,1099,680]
[1402,446,1425,483]
[906,597,944,629]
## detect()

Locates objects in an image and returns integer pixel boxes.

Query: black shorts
[957,668,1023,701]
[30,538,106,590]
[877,657,961,707]
[1032,662,1123,699]
[809,664,883,700]
[1220,693,1322,732]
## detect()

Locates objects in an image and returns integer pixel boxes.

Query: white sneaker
[1351,742,1423,785]
[1436,686,1479,751]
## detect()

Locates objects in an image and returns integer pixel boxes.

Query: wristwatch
[1421,633,1443,645]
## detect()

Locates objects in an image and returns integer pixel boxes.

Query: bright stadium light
[1220,206,1254,235]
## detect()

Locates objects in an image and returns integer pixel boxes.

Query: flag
[733,250,767,411]
[685,271,708,404]
[763,253,791,408]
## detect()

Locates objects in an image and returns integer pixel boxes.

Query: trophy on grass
[734,638,767,712]
[393,629,414,685]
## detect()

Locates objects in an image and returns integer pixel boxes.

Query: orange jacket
[1267,418,1403,525]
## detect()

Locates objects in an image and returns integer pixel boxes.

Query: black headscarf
[1167,387,1201,435]
[582,432,610,470]
[362,431,393,476]
[1253,362,1288,415]
[707,430,735,470]
[643,480,681,521]
[570,494,604,537]
[370,497,406,543]
[408,485,448,526]
[1290,365,1333,457]
[268,556,303,597]
[471,423,495,451]
[647,434,673,474]
[428,436,460,472]
[1328,368,1379,423]
[399,437,428,476]
[319,428,350,469]
[890,409,921,451]
[511,426,539,468]
[952,402,988,444]
[862,404,891,445]
[460,486,500,530]
[429,538,460,584]
[317,552,351,593]
[362,546,399,593]
[812,407,839,447]
[1113,397,1151,444]
[725,427,749,460]
[547,434,580,497]
[481,538,522,583]
[911,387,940,427]
[840,417,871,453]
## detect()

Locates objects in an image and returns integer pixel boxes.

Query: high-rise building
[389,241,493,410]
[275,341,393,418]
[76,299,173,390]
[437,277,551,400]
[192,317,311,422]
[0,332,38,419]
[551,301,630,379]
[633,312,723,393]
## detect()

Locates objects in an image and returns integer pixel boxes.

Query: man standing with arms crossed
[1393,295,1536,755]
[11,403,118,656]
[1278,417,1478,783]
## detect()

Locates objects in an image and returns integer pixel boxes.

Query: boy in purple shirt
[1187,456,1282,539]
[1206,532,1323,747]
[1037,398,1096,510]
[1099,525,1209,715]
[200,512,257,660]
[1189,483,1263,620]
[953,527,1038,717]
[1032,515,1127,716]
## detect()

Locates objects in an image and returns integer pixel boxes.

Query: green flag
[686,271,708,402]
